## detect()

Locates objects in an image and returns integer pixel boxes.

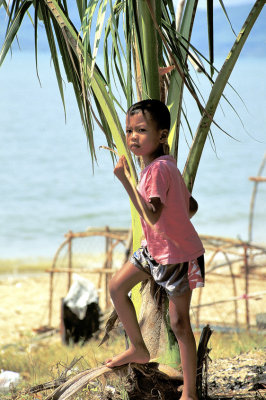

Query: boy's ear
[159,129,169,143]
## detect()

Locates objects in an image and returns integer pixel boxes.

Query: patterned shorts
[130,246,205,297]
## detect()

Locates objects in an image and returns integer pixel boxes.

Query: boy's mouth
[130,144,140,149]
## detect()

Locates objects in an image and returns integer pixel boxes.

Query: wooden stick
[249,176,266,182]
[191,290,266,309]
[64,230,128,240]
[45,268,117,274]
[99,145,118,155]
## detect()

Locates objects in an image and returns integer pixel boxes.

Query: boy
[106,99,205,400]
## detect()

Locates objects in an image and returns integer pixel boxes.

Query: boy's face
[125,110,168,166]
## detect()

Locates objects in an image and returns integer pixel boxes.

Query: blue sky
[198,0,254,8]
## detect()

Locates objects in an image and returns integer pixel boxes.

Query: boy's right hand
[114,155,131,183]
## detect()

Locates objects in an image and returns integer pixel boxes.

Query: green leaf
[80,0,99,85]
[33,0,42,85]
[183,0,265,192]
[218,0,237,36]
[0,0,10,13]
[167,0,197,160]
[90,0,108,80]
[137,0,160,100]
[40,2,66,118]
[0,1,32,66]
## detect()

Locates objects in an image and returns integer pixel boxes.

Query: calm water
[0,52,265,258]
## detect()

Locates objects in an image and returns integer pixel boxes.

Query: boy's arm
[189,196,198,218]
[114,156,163,225]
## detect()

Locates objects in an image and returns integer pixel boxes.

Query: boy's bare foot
[105,346,150,368]
[179,394,198,400]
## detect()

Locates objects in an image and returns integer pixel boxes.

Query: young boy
[106,99,205,400]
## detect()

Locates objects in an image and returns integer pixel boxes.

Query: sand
[0,261,265,346]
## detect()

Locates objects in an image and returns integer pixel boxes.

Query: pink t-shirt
[138,155,204,264]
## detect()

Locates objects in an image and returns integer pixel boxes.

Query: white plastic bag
[64,274,99,320]
[0,370,20,392]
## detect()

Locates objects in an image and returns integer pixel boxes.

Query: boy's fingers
[122,158,131,175]
[115,156,124,167]
[118,155,125,166]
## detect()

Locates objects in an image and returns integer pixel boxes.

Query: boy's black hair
[127,99,170,131]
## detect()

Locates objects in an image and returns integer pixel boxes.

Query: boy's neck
[142,147,166,167]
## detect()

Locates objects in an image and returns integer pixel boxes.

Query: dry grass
[0,333,124,383]
[205,330,266,359]
[0,258,265,399]
[0,257,52,275]
[0,327,265,399]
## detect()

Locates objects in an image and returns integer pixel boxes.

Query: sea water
[0,51,265,259]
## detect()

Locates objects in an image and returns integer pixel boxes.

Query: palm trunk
[130,0,181,367]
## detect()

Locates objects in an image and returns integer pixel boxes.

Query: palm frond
[218,0,237,36]
[207,0,214,77]
[183,0,265,192]
[0,1,32,66]
[0,0,9,12]
[80,0,99,85]
[40,1,67,117]
[89,0,107,80]
[160,0,198,160]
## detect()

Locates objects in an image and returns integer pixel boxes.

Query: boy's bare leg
[106,261,150,368]
[169,290,198,400]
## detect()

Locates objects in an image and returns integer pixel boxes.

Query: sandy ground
[0,262,265,346]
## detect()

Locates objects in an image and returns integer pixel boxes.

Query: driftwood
[44,364,114,400]
[207,395,263,400]
[28,377,68,394]
[196,325,213,399]
[44,363,183,400]
[23,325,212,400]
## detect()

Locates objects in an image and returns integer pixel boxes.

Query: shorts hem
[131,247,205,297]
[167,282,205,298]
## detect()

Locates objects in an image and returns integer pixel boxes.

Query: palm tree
[0,0,265,369]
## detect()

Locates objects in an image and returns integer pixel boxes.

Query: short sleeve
[145,162,170,205]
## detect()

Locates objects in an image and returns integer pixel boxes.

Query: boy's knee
[108,276,125,300]
[170,315,190,338]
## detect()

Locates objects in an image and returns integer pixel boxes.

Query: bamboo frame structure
[47,227,130,326]
[195,235,266,330]
[47,227,266,329]
[248,153,266,242]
